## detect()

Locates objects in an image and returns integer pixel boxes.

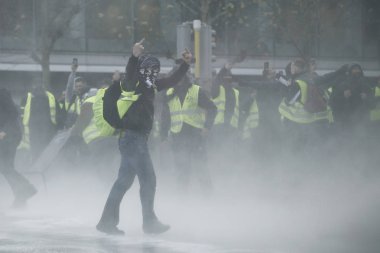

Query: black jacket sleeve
[103,55,140,129]
[198,88,217,130]
[0,89,22,146]
[156,62,190,92]
[103,81,123,129]
[123,55,139,91]
[314,66,348,89]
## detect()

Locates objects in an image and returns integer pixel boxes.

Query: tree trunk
[201,0,211,24]
[41,50,51,91]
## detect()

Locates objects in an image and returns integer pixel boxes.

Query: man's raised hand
[133,38,145,57]
[182,48,193,65]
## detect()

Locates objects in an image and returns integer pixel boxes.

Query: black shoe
[96,223,125,235]
[143,219,170,234]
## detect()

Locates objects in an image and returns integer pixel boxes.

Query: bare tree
[31,0,80,90]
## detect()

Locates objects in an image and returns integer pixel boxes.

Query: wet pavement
[0,213,257,253]
[2,165,380,253]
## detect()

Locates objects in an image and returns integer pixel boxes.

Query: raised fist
[182,48,193,64]
[133,38,145,57]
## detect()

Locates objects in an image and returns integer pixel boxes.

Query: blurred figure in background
[210,63,242,172]
[369,77,380,128]
[256,64,283,137]
[0,88,37,208]
[330,64,374,136]
[278,59,347,151]
[66,71,121,172]
[160,66,217,194]
[211,63,240,139]
[19,86,64,161]
[64,59,90,128]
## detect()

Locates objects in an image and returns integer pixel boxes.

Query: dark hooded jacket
[0,88,22,148]
[103,55,189,135]
[330,64,374,125]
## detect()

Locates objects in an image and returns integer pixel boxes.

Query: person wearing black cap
[96,39,192,235]
[0,88,37,208]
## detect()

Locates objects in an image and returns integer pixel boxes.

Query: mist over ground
[1,1,380,252]
[1,133,380,253]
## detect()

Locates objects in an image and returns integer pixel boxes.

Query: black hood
[138,54,160,70]
[348,64,364,78]
[137,54,161,88]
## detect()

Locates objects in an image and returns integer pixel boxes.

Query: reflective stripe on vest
[370,87,380,122]
[243,99,259,139]
[19,91,56,150]
[167,85,205,133]
[65,97,81,115]
[213,86,239,128]
[278,80,331,124]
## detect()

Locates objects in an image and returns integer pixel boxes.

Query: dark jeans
[0,141,35,200]
[98,130,156,227]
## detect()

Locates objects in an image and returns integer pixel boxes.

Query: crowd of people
[1,39,380,235]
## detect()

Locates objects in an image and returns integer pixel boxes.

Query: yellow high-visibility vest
[82,96,101,144]
[242,99,259,139]
[65,97,81,115]
[370,87,380,122]
[167,85,205,133]
[213,86,239,128]
[18,91,56,150]
[92,83,141,137]
[278,80,332,124]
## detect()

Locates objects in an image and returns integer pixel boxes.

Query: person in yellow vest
[369,77,380,145]
[96,40,192,235]
[19,86,64,160]
[160,68,217,193]
[1,88,37,208]
[64,59,90,128]
[370,77,380,123]
[278,59,348,150]
[211,63,240,138]
[66,72,121,169]
[209,63,243,170]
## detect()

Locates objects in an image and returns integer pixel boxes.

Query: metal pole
[193,20,201,79]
